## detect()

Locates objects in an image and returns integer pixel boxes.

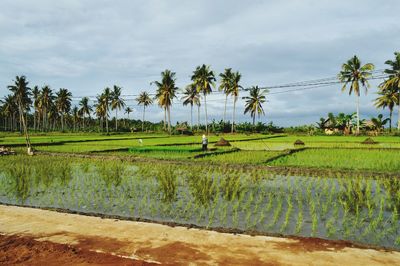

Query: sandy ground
[0,205,399,265]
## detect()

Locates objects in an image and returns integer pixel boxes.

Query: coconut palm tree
[154,70,178,134]
[72,106,79,132]
[55,88,72,131]
[242,86,267,126]
[338,55,375,134]
[219,68,233,122]
[371,114,390,135]
[111,85,125,132]
[136,91,153,132]
[32,86,40,131]
[124,106,133,127]
[191,64,216,133]
[100,87,112,134]
[374,85,398,132]
[181,84,200,129]
[7,76,32,149]
[39,85,54,131]
[1,94,17,131]
[380,52,400,131]
[78,97,92,131]
[230,71,242,133]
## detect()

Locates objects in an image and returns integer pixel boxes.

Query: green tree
[32,86,40,131]
[338,55,375,134]
[124,106,133,127]
[39,85,55,131]
[111,85,125,132]
[374,85,398,132]
[55,88,72,131]
[78,97,92,131]
[136,91,153,132]
[230,71,242,133]
[191,64,216,133]
[219,68,233,122]
[100,87,112,134]
[181,84,200,129]
[1,94,17,131]
[371,114,390,135]
[7,76,32,149]
[154,70,178,134]
[380,52,400,131]
[242,86,267,126]
[72,106,79,132]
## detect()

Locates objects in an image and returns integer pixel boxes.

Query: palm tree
[72,106,79,132]
[55,88,72,131]
[7,76,32,149]
[338,55,375,134]
[154,70,178,133]
[124,107,133,127]
[39,85,54,131]
[191,64,216,133]
[100,87,112,133]
[32,86,40,131]
[78,97,92,131]
[242,86,267,126]
[181,84,200,129]
[230,71,242,133]
[380,52,400,130]
[219,68,233,122]
[1,95,17,131]
[111,85,125,132]
[136,91,153,132]
[371,114,390,135]
[374,86,398,132]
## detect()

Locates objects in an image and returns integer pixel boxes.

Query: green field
[1,132,400,249]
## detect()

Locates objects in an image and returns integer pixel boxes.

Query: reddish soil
[1,205,400,265]
[0,234,154,266]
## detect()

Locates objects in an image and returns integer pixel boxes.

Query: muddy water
[0,164,399,250]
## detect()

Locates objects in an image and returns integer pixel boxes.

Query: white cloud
[1,0,400,126]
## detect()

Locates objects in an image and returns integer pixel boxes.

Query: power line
[66,73,389,102]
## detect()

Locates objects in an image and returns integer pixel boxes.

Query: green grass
[31,134,271,153]
[195,150,285,164]
[269,148,400,172]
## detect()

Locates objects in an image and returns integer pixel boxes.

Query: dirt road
[0,205,399,265]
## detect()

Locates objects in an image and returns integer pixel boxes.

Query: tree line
[1,52,399,134]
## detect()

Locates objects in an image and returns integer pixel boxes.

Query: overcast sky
[1,0,399,126]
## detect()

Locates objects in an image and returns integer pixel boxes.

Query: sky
[1,0,399,126]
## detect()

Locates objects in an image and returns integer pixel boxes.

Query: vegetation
[338,55,375,134]
[0,155,399,250]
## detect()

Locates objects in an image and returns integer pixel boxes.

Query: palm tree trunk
[356,94,360,135]
[61,113,64,131]
[167,105,171,134]
[163,108,166,131]
[115,109,118,131]
[398,97,400,131]
[190,104,193,129]
[197,105,200,130]
[43,108,46,132]
[33,111,36,131]
[231,96,237,133]
[19,112,23,133]
[18,101,31,150]
[204,94,208,134]
[106,115,109,134]
[389,109,393,132]
[223,94,227,122]
[142,106,145,132]
[253,115,255,127]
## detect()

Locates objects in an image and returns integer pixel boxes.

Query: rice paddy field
[1,132,399,251]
